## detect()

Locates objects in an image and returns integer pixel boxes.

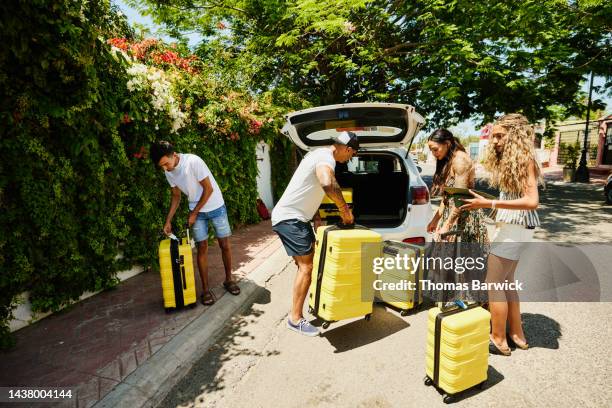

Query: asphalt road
[159,165,612,408]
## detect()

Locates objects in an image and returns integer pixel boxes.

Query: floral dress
[425,174,490,305]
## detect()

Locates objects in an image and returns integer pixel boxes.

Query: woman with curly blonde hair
[461,113,543,356]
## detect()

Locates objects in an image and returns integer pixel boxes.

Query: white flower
[343,21,355,33]
[124,62,188,133]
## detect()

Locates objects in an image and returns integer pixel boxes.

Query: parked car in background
[605,173,612,204]
[281,103,433,243]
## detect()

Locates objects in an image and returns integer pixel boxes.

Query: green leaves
[1,0,301,348]
[275,30,300,47]
[133,0,610,126]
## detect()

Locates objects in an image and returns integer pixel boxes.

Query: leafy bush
[559,142,582,169]
[0,0,295,347]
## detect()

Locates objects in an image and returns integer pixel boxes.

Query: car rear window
[346,156,401,174]
[290,106,409,147]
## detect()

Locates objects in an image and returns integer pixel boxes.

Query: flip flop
[201,291,216,306]
[223,280,241,296]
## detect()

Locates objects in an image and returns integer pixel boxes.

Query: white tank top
[495,190,540,228]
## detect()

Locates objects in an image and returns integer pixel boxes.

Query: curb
[94,246,291,408]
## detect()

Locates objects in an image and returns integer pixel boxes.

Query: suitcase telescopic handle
[184,222,190,243]
[335,222,369,231]
[439,229,460,239]
[336,222,356,230]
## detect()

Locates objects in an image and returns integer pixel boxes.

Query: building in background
[550,115,612,170]
[477,124,491,162]
[469,142,479,161]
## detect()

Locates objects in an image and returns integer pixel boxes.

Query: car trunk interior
[334,152,409,228]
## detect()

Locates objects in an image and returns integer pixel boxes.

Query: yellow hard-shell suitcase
[158,232,197,311]
[424,304,490,403]
[376,241,424,315]
[308,224,382,328]
[318,188,353,222]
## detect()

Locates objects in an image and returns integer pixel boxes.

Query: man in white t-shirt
[151,141,241,306]
[272,131,359,337]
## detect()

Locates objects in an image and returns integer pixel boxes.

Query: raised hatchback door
[281,103,425,151]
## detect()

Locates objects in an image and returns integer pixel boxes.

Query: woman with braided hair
[461,113,544,356]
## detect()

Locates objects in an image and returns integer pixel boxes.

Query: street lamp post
[575,72,594,183]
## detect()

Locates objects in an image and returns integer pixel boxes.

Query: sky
[113,0,201,48]
[113,0,611,138]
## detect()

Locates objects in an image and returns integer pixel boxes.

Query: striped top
[495,191,540,228]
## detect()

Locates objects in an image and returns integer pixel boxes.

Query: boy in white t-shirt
[272,131,359,337]
[151,141,241,306]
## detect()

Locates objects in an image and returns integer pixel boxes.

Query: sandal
[508,335,529,350]
[489,336,511,356]
[223,280,241,296]
[201,291,216,306]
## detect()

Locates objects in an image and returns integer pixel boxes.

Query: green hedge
[0,0,293,348]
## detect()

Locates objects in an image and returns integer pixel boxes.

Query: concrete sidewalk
[540,165,609,185]
[0,220,286,408]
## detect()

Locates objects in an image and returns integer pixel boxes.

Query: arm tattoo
[323,176,347,208]
[317,166,347,208]
[452,154,473,189]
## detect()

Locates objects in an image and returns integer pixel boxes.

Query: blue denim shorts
[192,204,232,242]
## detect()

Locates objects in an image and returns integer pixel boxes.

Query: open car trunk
[282,103,425,151]
[334,151,408,228]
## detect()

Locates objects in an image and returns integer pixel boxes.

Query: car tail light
[410,186,429,205]
[403,237,426,245]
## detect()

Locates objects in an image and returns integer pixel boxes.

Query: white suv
[281,102,433,243]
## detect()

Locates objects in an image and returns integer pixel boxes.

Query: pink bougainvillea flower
[108,38,129,51]
[133,146,146,159]
[248,119,263,134]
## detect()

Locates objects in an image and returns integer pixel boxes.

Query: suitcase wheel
[423,376,433,386]
[400,310,410,317]
[164,307,174,314]
[322,321,331,329]
[443,394,455,404]
[364,314,371,322]
[188,303,197,309]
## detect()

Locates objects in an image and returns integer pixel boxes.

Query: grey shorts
[272,219,315,257]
